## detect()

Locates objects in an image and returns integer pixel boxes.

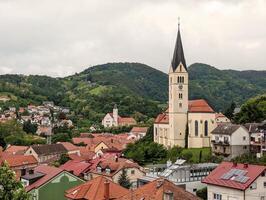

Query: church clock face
[178,84,183,90]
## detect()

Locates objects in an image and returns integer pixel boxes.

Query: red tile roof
[202,162,266,190]
[65,176,129,200]
[58,142,79,152]
[1,155,37,168]
[60,160,92,177]
[155,99,214,124]
[130,127,148,133]
[118,117,136,124]
[119,178,200,200]
[4,145,29,155]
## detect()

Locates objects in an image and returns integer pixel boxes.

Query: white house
[211,124,250,160]
[202,162,266,200]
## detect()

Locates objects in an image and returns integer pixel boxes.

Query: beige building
[203,162,266,200]
[154,24,219,148]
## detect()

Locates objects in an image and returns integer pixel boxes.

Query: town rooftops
[31,143,67,155]
[65,176,129,200]
[119,178,201,200]
[211,124,243,135]
[26,165,63,192]
[202,162,266,190]
[58,142,79,152]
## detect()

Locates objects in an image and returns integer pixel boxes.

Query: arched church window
[177,76,180,83]
[179,103,182,108]
[179,93,182,99]
[204,121,208,136]
[181,76,184,83]
[195,120,199,136]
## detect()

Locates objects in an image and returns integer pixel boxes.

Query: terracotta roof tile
[119,178,200,200]
[1,155,37,168]
[130,127,148,133]
[60,160,92,176]
[65,176,129,200]
[4,145,29,155]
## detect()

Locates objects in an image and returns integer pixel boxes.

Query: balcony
[211,140,230,146]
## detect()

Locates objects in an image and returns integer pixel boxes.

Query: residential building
[130,127,148,139]
[245,121,266,158]
[202,162,266,200]
[154,24,219,148]
[119,178,201,200]
[102,105,136,127]
[22,165,84,200]
[58,142,80,156]
[0,154,38,179]
[215,113,230,124]
[211,124,250,159]
[89,157,144,187]
[25,144,67,164]
[65,176,129,200]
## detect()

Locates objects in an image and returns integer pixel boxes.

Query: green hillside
[0,62,265,124]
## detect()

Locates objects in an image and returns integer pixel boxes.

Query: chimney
[115,155,118,162]
[244,163,248,168]
[233,162,237,167]
[104,180,110,200]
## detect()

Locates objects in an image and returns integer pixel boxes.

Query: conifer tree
[118,169,131,189]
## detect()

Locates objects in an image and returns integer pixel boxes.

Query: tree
[23,120,37,134]
[184,123,189,148]
[0,161,30,200]
[58,153,70,165]
[118,169,131,189]
[224,102,236,120]
[199,150,202,163]
[196,187,207,200]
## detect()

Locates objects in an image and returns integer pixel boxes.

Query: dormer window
[106,168,111,174]
[97,166,102,173]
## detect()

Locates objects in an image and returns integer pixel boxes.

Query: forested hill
[0,62,265,119]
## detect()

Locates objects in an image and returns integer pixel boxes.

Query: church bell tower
[168,21,188,147]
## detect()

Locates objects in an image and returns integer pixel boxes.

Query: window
[195,121,199,136]
[131,170,135,175]
[204,121,208,136]
[264,182,266,188]
[179,103,182,108]
[243,136,246,141]
[179,93,183,99]
[250,182,257,190]
[182,76,184,83]
[213,193,222,200]
[177,76,180,83]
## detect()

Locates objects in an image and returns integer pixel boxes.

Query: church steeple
[171,19,187,72]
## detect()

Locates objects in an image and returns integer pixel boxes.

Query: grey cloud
[0,0,265,77]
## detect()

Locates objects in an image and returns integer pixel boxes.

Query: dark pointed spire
[171,18,187,72]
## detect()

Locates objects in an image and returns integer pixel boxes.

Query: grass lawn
[181,147,211,163]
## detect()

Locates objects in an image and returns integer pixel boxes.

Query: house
[215,113,230,124]
[211,124,250,159]
[22,165,84,200]
[118,178,201,200]
[36,126,52,136]
[58,142,80,156]
[4,145,29,155]
[102,105,136,127]
[130,127,148,139]
[153,24,220,148]
[245,121,266,158]
[202,162,266,200]
[0,154,38,179]
[60,159,92,180]
[25,144,68,164]
[65,176,129,200]
[90,157,144,187]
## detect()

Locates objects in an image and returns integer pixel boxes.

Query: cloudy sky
[0,0,265,77]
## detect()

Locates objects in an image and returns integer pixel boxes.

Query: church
[154,24,220,148]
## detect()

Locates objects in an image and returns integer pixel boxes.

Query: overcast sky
[0,0,265,77]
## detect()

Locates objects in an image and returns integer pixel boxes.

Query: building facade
[154,24,218,148]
